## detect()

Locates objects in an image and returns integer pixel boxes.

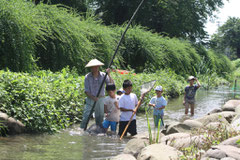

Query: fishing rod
[83,0,146,131]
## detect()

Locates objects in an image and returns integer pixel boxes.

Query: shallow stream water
[0,87,239,160]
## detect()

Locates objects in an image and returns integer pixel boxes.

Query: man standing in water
[183,76,201,116]
[80,59,113,129]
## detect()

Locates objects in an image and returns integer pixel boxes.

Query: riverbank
[112,99,240,160]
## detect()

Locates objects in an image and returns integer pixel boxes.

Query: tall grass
[0,0,233,77]
[145,108,162,144]
[0,0,116,73]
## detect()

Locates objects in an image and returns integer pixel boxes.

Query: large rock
[124,138,149,157]
[222,100,240,111]
[207,108,223,115]
[163,122,191,135]
[111,154,136,160]
[206,122,233,132]
[220,135,240,148]
[231,114,240,132]
[235,105,240,114]
[195,112,236,125]
[137,143,182,160]
[161,133,204,149]
[220,157,237,160]
[183,119,203,129]
[202,145,240,160]
[6,117,25,134]
[0,112,9,121]
[160,133,191,144]
[0,112,25,135]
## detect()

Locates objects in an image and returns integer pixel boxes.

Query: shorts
[153,114,164,127]
[102,120,118,131]
[118,119,137,137]
[185,98,195,105]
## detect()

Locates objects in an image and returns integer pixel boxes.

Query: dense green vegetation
[0,0,233,77]
[0,69,84,133]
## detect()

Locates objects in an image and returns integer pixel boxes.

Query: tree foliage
[34,0,88,13]
[210,17,240,59]
[90,0,225,40]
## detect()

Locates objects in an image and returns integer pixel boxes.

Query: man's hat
[85,59,104,68]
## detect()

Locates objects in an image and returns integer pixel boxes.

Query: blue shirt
[185,85,198,100]
[149,96,167,116]
[84,71,110,97]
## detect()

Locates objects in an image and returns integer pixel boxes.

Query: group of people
[80,59,200,137]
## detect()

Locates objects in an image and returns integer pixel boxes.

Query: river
[0,87,239,160]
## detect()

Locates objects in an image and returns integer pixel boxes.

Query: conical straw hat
[85,59,104,67]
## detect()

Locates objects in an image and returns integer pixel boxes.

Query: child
[116,89,124,96]
[148,86,167,128]
[118,80,139,137]
[183,76,201,116]
[102,83,120,133]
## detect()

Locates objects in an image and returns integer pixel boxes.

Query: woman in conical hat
[80,59,114,129]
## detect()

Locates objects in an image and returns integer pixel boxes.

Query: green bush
[0,68,84,133]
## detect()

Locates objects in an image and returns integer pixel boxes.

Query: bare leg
[185,103,189,115]
[190,103,194,116]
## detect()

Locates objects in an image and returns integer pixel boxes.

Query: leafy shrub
[0,68,84,133]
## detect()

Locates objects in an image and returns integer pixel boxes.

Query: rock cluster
[111,100,240,160]
[0,112,25,135]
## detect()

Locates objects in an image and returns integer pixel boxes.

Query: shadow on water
[0,86,239,160]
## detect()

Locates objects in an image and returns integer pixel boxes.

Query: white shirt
[119,93,138,121]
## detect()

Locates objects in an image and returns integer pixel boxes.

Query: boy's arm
[114,101,119,109]
[195,78,201,89]
[158,105,165,110]
[183,90,186,105]
[148,97,156,107]
[119,97,134,112]
[149,103,156,107]
[120,108,135,112]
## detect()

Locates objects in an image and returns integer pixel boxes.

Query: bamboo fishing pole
[83,0,146,131]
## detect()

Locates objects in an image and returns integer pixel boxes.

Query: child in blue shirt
[148,86,167,127]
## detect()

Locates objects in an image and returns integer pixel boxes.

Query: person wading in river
[183,76,201,116]
[80,59,114,129]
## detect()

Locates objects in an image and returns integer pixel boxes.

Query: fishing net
[141,80,156,94]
